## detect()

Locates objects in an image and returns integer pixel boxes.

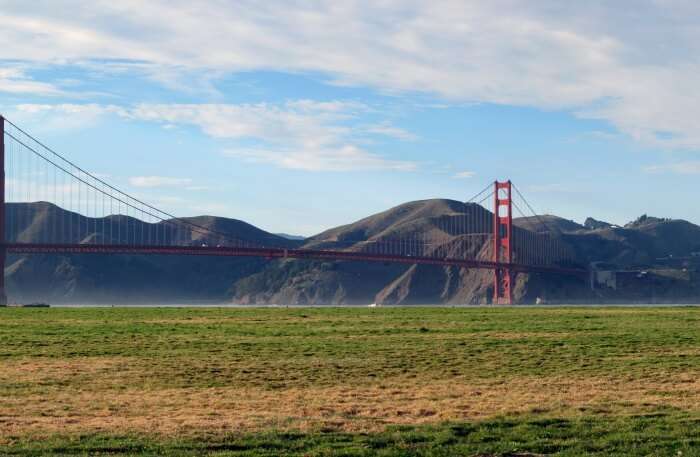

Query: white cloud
[125,102,353,144]
[5,1,700,149]
[225,146,416,172]
[0,68,61,95]
[129,102,417,171]
[453,171,476,179]
[11,103,126,131]
[285,99,367,115]
[365,123,418,141]
[644,162,700,175]
[129,176,193,188]
[16,102,419,172]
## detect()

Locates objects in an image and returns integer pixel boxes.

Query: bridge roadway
[6,243,588,277]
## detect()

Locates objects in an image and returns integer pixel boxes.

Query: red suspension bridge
[0,116,587,305]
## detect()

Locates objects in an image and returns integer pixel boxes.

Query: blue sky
[1,1,700,235]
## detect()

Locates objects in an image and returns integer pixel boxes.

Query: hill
[514,215,585,233]
[232,202,700,305]
[5,202,296,304]
[231,199,589,305]
[6,201,700,304]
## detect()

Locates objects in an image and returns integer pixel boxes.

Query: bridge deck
[6,243,588,277]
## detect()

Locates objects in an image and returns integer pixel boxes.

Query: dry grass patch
[473,331,572,339]
[0,357,148,392]
[2,374,699,442]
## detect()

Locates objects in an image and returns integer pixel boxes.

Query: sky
[1,0,700,235]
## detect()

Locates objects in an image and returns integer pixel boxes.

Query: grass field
[1,306,700,456]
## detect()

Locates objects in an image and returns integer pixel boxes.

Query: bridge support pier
[0,116,6,306]
[493,180,513,305]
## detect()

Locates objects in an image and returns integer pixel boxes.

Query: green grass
[1,306,700,455]
[3,307,699,385]
[6,414,700,456]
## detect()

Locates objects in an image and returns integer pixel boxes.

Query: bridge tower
[493,180,513,305]
[0,116,6,305]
